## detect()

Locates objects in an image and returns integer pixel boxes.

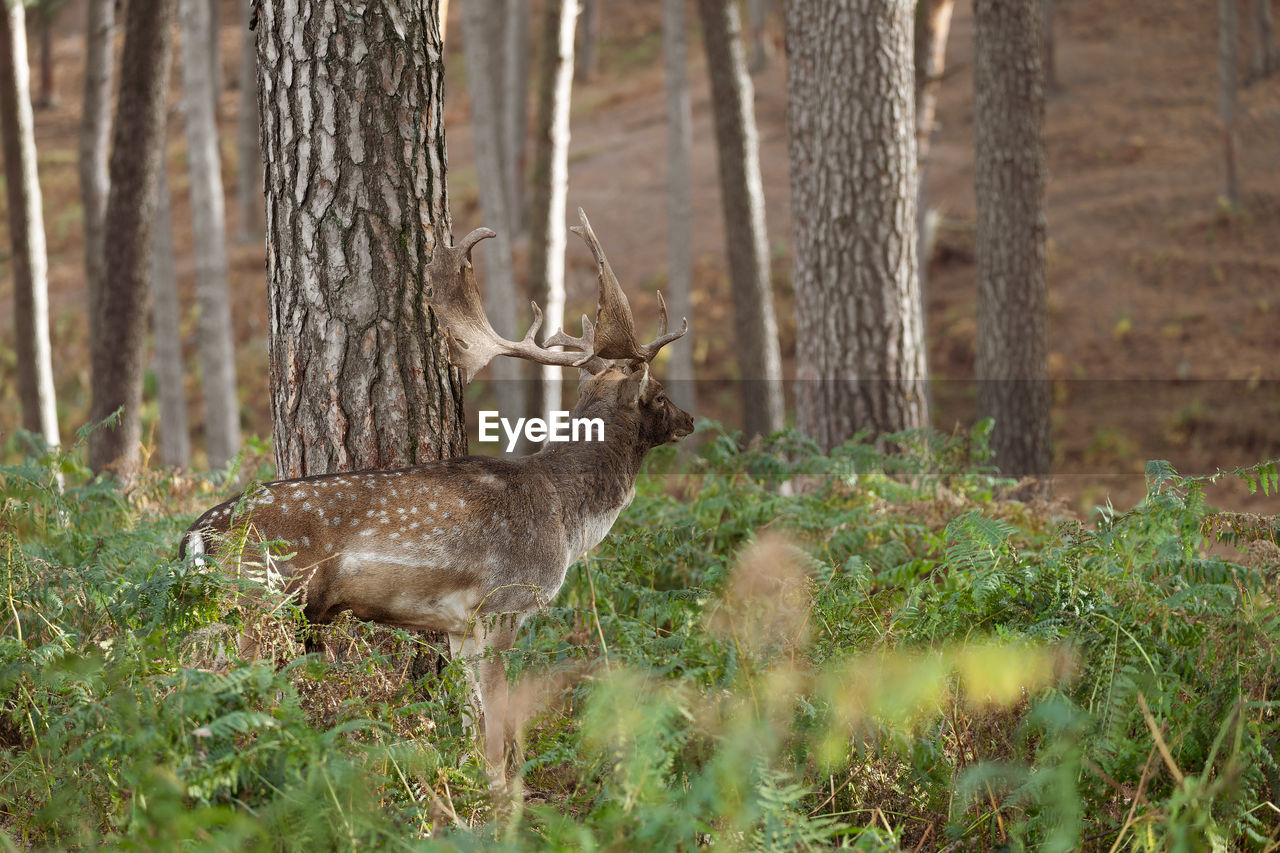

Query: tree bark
[503,0,530,232]
[527,0,579,424]
[974,0,1051,480]
[698,0,785,440]
[576,0,598,81]
[89,0,176,479]
[254,0,466,478]
[181,0,241,470]
[747,0,771,74]
[180,0,240,468]
[1253,0,1279,79]
[209,0,221,99]
[79,0,113,356]
[1,0,60,447]
[662,0,696,416]
[461,0,524,427]
[235,0,263,243]
[786,0,928,450]
[914,0,954,342]
[1219,0,1240,207]
[151,153,192,469]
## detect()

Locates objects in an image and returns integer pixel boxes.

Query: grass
[1,421,1277,850]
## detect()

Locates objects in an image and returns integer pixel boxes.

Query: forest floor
[1,0,1277,515]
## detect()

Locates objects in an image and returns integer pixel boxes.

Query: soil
[1,0,1277,515]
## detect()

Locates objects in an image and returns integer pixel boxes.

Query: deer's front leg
[448,617,524,779]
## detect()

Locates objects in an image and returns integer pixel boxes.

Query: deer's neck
[528,430,647,550]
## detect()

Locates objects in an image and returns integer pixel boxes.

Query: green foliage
[1,424,1278,850]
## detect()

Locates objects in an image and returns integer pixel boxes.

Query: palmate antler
[427,208,687,384]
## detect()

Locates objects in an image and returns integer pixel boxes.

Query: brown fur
[183,366,693,773]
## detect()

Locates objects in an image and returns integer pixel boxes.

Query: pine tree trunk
[528,0,579,424]
[254,0,466,478]
[89,0,176,479]
[461,0,523,426]
[786,0,927,450]
[1219,0,1241,207]
[503,0,530,231]
[208,0,221,99]
[1253,0,1279,79]
[662,0,696,416]
[698,0,785,440]
[576,0,598,81]
[79,0,113,345]
[1,0,60,447]
[235,0,263,243]
[181,0,241,470]
[151,154,192,469]
[914,0,954,346]
[747,0,771,73]
[974,0,1051,481]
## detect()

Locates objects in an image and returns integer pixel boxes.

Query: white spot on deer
[311,489,319,498]
[457,498,466,508]
[350,518,359,527]
[380,517,390,524]
[409,522,420,530]
[396,507,406,515]
[317,507,325,518]
[325,542,334,553]
[390,532,400,539]
[292,490,305,500]
[433,527,444,535]
[360,529,374,537]
[301,536,311,547]
[367,510,375,517]
[428,502,437,510]
[280,504,290,514]
[409,506,418,514]
[379,497,387,506]
[391,488,398,497]
[303,501,312,511]
[442,511,450,520]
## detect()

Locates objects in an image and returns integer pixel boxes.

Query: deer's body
[184,363,692,775]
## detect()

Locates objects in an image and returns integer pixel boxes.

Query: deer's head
[427,208,693,447]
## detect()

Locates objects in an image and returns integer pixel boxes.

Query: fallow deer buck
[182,209,693,776]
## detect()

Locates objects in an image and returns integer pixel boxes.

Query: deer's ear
[621,363,650,406]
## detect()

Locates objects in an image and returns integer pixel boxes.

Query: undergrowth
[1,422,1277,850]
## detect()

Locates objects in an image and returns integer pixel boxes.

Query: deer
[181,209,694,778]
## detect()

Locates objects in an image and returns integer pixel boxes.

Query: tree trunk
[747,0,771,74]
[1220,0,1240,207]
[697,0,785,440]
[89,0,176,479]
[974,0,1051,481]
[1,0,60,447]
[35,11,55,109]
[503,0,530,232]
[662,0,696,416]
[181,0,241,470]
[1253,0,1279,79]
[786,0,928,450]
[576,0,598,81]
[527,0,579,424]
[151,153,192,469]
[461,0,523,427]
[254,0,466,478]
[914,0,954,359]
[235,0,263,243]
[79,0,114,357]
[209,0,221,99]
[1042,0,1059,92]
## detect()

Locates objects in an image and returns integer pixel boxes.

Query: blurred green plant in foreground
[1,421,1277,850]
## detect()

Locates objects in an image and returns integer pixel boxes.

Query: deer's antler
[427,228,598,383]
[570,208,687,366]
[427,211,687,384]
